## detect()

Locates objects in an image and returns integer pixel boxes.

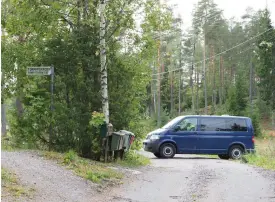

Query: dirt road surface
[99,151,275,202]
[1,151,99,202]
[2,151,275,202]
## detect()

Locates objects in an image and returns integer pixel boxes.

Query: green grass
[1,167,35,198]
[41,150,123,184]
[116,150,151,167]
[1,135,16,151]
[243,138,275,170]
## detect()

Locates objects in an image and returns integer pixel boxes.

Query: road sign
[27,67,52,76]
[26,65,55,150]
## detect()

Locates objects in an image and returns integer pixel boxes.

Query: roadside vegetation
[40,149,149,184]
[116,150,151,168]
[1,167,35,199]
[243,137,275,170]
[41,150,122,184]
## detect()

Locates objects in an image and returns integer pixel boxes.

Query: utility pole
[157,39,161,128]
[249,59,253,116]
[170,59,174,116]
[191,35,196,113]
[221,56,224,103]
[151,61,155,117]
[219,55,222,105]
[203,15,208,114]
[1,70,7,136]
[212,46,216,113]
[178,70,181,116]
[178,36,183,116]
[49,65,54,150]
[271,47,275,129]
[100,0,111,162]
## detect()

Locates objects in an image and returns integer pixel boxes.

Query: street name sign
[27,67,52,76]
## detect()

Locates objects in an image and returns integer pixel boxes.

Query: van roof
[182,115,250,119]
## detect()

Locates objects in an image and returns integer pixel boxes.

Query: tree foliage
[2,0,173,157]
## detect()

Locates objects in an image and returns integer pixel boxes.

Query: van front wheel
[229,145,244,160]
[160,143,176,158]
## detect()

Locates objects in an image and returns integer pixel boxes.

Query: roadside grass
[41,150,123,184]
[2,135,150,183]
[41,150,150,184]
[1,167,35,199]
[198,154,218,159]
[1,135,16,151]
[115,150,150,167]
[243,137,275,170]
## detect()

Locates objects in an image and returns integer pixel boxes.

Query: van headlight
[150,134,160,140]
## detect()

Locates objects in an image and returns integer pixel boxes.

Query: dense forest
[1,0,275,159]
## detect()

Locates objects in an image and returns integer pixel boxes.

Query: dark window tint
[226,119,248,132]
[200,118,226,131]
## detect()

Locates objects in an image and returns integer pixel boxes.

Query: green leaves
[2,0,163,157]
[89,112,105,128]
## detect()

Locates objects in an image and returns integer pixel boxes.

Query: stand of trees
[1,0,274,158]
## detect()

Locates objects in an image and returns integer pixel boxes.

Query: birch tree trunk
[100,0,109,124]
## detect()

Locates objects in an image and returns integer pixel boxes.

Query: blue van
[143,115,255,159]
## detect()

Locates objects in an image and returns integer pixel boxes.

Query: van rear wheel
[160,143,176,158]
[229,145,244,160]
[218,154,230,160]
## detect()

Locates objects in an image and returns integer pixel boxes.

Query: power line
[149,33,275,83]
[152,28,273,76]
[149,43,256,82]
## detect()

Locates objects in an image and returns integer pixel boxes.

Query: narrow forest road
[2,151,275,202]
[98,151,275,202]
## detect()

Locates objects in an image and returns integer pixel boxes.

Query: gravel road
[2,151,275,202]
[1,151,99,202]
[99,151,275,202]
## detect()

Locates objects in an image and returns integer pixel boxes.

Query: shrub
[63,150,77,164]
[245,103,262,137]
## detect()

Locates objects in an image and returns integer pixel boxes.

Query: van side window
[226,119,248,132]
[200,118,226,131]
[176,118,197,131]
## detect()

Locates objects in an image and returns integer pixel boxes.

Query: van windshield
[162,116,184,129]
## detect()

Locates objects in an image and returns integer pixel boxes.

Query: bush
[128,117,156,150]
[63,150,77,164]
[245,103,262,137]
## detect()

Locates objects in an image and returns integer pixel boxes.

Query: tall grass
[244,138,275,170]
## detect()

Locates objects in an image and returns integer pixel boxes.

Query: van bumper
[143,139,160,153]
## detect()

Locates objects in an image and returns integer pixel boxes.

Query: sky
[166,0,275,30]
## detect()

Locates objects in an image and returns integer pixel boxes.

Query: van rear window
[226,119,248,132]
[200,118,248,132]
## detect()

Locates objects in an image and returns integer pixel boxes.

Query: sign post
[27,66,54,150]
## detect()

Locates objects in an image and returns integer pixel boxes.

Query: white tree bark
[100,0,109,124]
